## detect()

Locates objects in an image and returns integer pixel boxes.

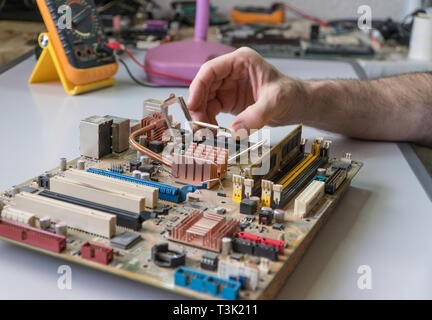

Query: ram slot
[64,169,157,208]
[12,192,116,238]
[277,156,327,208]
[294,180,325,217]
[50,175,146,214]
[39,190,142,231]
[278,142,320,188]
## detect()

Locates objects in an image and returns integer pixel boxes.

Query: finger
[231,99,270,131]
[206,99,222,125]
[189,109,210,124]
[188,49,245,112]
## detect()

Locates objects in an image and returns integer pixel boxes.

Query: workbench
[0,51,431,299]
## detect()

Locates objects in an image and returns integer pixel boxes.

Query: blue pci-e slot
[174,267,241,300]
[86,168,181,203]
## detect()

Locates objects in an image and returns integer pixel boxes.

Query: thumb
[231,100,270,132]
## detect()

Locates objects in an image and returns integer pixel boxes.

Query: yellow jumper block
[232,175,244,203]
[261,180,274,207]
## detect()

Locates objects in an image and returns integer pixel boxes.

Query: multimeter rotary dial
[44,0,115,69]
[65,0,99,39]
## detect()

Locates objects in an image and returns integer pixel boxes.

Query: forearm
[292,73,432,147]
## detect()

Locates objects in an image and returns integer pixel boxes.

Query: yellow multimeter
[30,0,118,95]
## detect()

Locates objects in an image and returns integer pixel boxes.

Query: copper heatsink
[168,210,239,252]
[171,143,228,188]
[141,112,171,142]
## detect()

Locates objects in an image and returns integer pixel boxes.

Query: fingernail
[231,121,245,132]
[231,122,249,140]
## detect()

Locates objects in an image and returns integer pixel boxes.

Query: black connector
[325,168,347,194]
[201,253,219,271]
[151,243,185,268]
[258,209,273,225]
[148,140,164,153]
[37,175,50,189]
[232,237,279,261]
[232,238,254,255]
[39,190,142,230]
[254,243,278,261]
[129,160,141,172]
[240,198,258,215]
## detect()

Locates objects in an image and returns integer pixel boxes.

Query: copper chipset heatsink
[171,143,228,188]
[141,112,171,142]
[168,210,239,252]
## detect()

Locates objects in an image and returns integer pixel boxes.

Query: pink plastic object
[144,0,234,86]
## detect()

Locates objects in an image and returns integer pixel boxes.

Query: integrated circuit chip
[110,231,142,249]
[19,186,39,194]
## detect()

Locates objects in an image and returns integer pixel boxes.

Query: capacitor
[39,216,51,230]
[137,151,142,160]
[55,222,67,236]
[132,170,141,178]
[140,172,150,180]
[274,209,285,223]
[60,157,67,171]
[77,159,85,170]
[215,207,226,215]
[221,237,232,256]
[317,168,327,177]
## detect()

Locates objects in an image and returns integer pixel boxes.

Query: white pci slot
[50,176,146,214]
[13,192,116,238]
[294,180,325,218]
[1,206,36,227]
[64,169,158,209]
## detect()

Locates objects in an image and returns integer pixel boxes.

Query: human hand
[187,47,308,132]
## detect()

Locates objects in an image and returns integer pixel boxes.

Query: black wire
[118,58,159,87]
[118,57,190,88]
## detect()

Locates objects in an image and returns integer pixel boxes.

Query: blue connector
[174,267,240,300]
[179,183,207,202]
[108,167,123,174]
[86,168,181,203]
[313,175,327,182]
[229,275,247,289]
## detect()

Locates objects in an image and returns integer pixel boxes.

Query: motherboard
[0,94,362,300]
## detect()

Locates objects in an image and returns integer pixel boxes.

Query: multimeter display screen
[47,0,116,69]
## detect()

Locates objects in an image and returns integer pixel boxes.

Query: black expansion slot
[275,156,328,209]
[38,190,142,231]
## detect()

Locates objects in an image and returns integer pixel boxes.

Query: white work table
[0,51,431,299]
